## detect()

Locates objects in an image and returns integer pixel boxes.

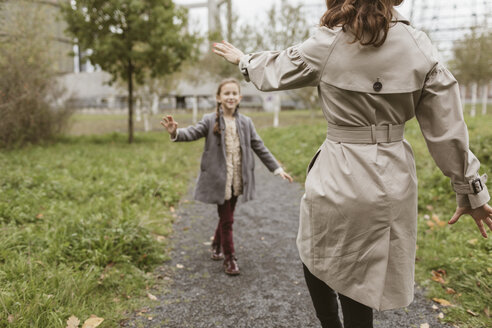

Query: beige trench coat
[238,9,490,311]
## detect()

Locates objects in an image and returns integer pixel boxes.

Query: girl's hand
[279,171,294,183]
[212,41,245,65]
[160,115,178,138]
[448,203,492,238]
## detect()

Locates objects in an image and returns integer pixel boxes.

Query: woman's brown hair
[213,78,241,136]
[320,0,404,47]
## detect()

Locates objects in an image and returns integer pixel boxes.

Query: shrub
[0,1,71,148]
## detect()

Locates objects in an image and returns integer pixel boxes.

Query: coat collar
[218,106,240,118]
[391,8,410,25]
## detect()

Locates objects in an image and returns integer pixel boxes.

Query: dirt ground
[127,160,451,328]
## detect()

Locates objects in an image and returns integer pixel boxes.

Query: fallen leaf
[36,213,44,219]
[176,264,184,269]
[431,270,446,284]
[432,304,439,310]
[137,308,149,314]
[66,315,80,328]
[487,267,492,274]
[466,309,478,316]
[8,315,14,323]
[438,312,444,319]
[202,241,211,246]
[420,323,430,328]
[484,307,490,318]
[81,315,104,328]
[169,206,175,213]
[431,214,447,227]
[147,293,157,301]
[467,239,478,245]
[446,287,456,294]
[432,298,452,306]
[156,235,166,243]
[148,317,153,321]
[426,205,434,211]
[426,221,435,228]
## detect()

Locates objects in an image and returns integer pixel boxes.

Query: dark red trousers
[212,195,238,256]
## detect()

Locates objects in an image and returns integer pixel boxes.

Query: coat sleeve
[174,114,210,142]
[238,27,338,91]
[415,63,490,209]
[248,118,280,173]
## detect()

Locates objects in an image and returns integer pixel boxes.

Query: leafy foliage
[60,0,198,142]
[450,31,492,85]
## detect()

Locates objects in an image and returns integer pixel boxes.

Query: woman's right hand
[449,203,492,238]
[160,115,178,139]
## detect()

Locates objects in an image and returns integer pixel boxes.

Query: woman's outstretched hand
[160,115,178,139]
[279,171,294,183]
[212,41,245,65]
[449,203,492,238]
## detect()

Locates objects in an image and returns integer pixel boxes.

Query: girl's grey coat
[238,9,489,311]
[174,110,280,205]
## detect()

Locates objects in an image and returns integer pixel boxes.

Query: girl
[160,79,293,276]
[213,0,492,327]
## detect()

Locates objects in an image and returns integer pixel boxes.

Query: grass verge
[260,114,492,328]
[0,132,202,327]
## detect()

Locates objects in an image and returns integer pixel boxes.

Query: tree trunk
[128,61,134,143]
[460,84,467,112]
[470,82,477,117]
[482,83,489,115]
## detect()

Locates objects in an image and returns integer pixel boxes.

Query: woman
[213,1,492,327]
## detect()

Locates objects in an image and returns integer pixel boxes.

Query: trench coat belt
[326,122,405,144]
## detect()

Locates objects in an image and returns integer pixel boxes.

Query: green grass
[0,132,202,327]
[260,114,492,328]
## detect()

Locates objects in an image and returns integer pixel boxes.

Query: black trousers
[303,263,374,328]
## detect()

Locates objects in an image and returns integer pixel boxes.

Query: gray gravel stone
[127,159,451,328]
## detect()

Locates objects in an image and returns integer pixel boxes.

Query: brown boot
[223,254,240,275]
[210,244,224,261]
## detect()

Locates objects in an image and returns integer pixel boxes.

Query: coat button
[373,81,382,92]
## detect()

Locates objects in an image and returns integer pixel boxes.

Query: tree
[60,0,197,143]
[450,31,492,115]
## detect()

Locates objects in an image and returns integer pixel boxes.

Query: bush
[0,1,71,148]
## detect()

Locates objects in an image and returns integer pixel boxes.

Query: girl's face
[217,82,242,112]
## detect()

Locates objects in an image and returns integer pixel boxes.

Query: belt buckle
[470,178,483,194]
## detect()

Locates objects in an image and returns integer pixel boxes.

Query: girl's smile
[216,82,242,115]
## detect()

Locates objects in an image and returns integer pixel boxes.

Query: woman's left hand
[212,41,245,65]
[449,204,492,238]
[279,171,294,183]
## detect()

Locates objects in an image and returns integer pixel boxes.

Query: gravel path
[127,159,451,328]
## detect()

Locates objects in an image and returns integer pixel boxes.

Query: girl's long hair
[320,0,404,47]
[213,79,241,136]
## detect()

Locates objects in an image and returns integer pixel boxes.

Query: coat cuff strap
[452,174,487,194]
[238,54,253,82]
[455,175,490,209]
